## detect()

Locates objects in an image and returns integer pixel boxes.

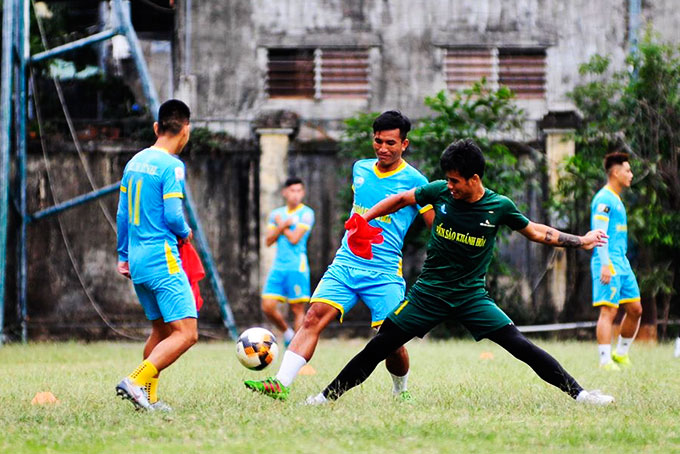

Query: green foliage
[559,31,680,304]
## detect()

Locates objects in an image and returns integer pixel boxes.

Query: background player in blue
[261,177,315,347]
[114,100,197,411]
[591,151,642,370]
[245,111,434,400]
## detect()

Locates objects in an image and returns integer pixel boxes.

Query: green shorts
[387,287,512,341]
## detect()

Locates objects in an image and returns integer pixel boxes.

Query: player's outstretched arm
[362,188,417,222]
[518,221,608,250]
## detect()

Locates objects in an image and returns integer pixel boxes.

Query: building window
[267,48,370,99]
[498,49,546,99]
[267,48,316,98]
[444,48,494,92]
[444,47,546,99]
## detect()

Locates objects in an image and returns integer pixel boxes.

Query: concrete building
[161,0,680,139]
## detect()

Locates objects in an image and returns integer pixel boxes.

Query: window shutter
[320,49,370,99]
[267,49,315,98]
[445,48,493,91]
[498,49,546,99]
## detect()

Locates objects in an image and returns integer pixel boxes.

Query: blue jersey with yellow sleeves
[117,147,190,283]
[268,204,315,271]
[590,185,632,275]
[332,159,432,275]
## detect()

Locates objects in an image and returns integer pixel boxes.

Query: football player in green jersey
[306,139,615,406]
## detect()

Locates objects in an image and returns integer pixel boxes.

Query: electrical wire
[31,71,144,341]
[31,0,118,234]
[135,0,176,14]
[28,1,221,341]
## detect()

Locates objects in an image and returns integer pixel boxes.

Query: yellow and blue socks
[128,359,158,387]
[145,376,159,404]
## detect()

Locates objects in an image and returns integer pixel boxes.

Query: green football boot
[395,390,413,402]
[244,377,290,401]
[611,353,632,368]
[599,361,621,371]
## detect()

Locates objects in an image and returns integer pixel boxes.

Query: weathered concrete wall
[175,0,680,137]
[15,140,264,339]
[8,139,355,339]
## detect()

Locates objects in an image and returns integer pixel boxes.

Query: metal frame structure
[0,0,238,344]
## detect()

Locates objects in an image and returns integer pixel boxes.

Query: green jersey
[414,180,529,300]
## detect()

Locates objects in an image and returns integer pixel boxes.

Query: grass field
[1,337,680,453]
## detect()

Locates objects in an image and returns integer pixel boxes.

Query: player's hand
[579,229,608,251]
[117,261,131,279]
[345,213,384,260]
[275,215,290,229]
[600,265,612,285]
[179,229,193,244]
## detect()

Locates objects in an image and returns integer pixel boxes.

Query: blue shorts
[592,271,641,308]
[262,268,310,304]
[134,271,197,322]
[310,264,405,327]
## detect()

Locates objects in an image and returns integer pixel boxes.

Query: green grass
[1,338,680,453]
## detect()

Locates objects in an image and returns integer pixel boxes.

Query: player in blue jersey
[262,177,315,347]
[114,100,197,411]
[591,151,642,370]
[245,111,434,401]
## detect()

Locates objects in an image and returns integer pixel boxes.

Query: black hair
[284,177,304,188]
[439,139,485,179]
[372,110,411,140]
[157,99,191,135]
[604,151,629,173]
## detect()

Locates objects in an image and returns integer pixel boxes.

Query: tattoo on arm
[544,229,554,242]
[556,232,582,248]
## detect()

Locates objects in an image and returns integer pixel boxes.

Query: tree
[559,32,680,337]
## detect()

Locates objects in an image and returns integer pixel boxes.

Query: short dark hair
[604,151,629,173]
[439,139,485,179]
[157,99,191,135]
[284,177,304,188]
[372,110,411,140]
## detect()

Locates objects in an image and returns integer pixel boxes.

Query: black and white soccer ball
[235,327,279,370]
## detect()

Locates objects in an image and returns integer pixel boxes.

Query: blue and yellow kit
[311,159,432,326]
[262,204,315,303]
[590,185,640,308]
[116,147,196,322]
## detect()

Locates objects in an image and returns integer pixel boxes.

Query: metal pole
[183,187,239,339]
[0,0,17,346]
[30,29,120,64]
[114,0,160,118]
[16,0,29,343]
[29,182,121,222]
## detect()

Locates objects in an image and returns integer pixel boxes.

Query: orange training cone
[31,391,59,405]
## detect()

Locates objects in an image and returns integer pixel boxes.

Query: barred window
[445,48,493,92]
[498,49,546,99]
[444,47,546,99]
[267,48,370,99]
[266,49,315,98]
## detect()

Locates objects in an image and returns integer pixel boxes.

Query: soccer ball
[235,327,279,370]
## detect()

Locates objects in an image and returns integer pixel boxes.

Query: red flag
[179,241,206,311]
[344,213,384,260]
